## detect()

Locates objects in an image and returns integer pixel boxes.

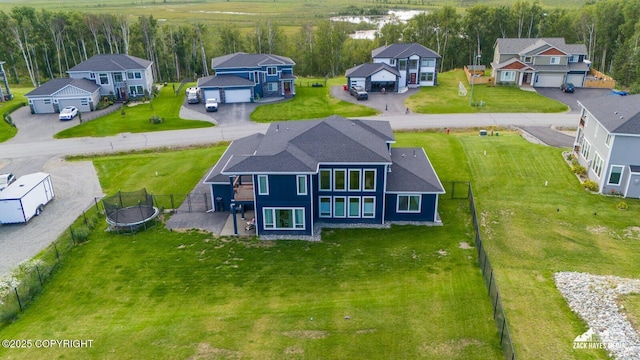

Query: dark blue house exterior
[197,52,296,104]
[204,116,445,238]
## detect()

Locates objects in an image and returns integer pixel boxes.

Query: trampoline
[102,188,160,233]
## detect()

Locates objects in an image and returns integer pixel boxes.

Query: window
[523,56,532,63]
[408,59,418,69]
[592,153,604,178]
[397,194,421,213]
[99,73,109,85]
[420,72,434,82]
[89,73,95,79]
[500,71,516,82]
[44,99,51,104]
[550,57,560,65]
[569,55,579,63]
[363,197,375,218]
[399,60,407,71]
[80,98,89,105]
[253,71,260,84]
[390,59,396,66]
[348,197,361,217]
[258,175,269,195]
[319,197,332,217]
[319,169,331,190]
[267,82,278,92]
[608,165,624,185]
[581,139,591,159]
[297,175,307,195]
[421,58,435,67]
[333,197,346,218]
[114,72,124,83]
[130,85,144,95]
[349,169,361,191]
[363,169,376,191]
[263,208,305,230]
[334,169,346,191]
[605,134,613,147]
[127,71,142,79]
[267,67,277,75]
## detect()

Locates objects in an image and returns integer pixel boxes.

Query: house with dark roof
[197,52,296,104]
[573,94,640,197]
[25,54,154,114]
[491,38,589,88]
[204,116,445,238]
[346,43,440,93]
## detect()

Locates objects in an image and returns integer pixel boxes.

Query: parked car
[186,87,200,104]
[59,106,78,120]
[349,86,368,100]
[560,83,575,93]
[0,173,16,191]
[205,98,219,112]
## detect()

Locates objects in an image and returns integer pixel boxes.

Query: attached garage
[224,89,252,103]
[58,98,92,112]
[566,73,585,87]
[349,78,366,88]
[30,99,55,114]
[345,62,400,93]
[25,78,100,114]
[534,73,565,88]
[203,89,221,102]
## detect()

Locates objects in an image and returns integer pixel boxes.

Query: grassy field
[0,87,31,142]
[406,70,569,113]
[54,84,213,138]
[0,134,503,359]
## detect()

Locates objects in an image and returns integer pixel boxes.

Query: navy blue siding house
[204,116,445,238]
[197,52,296,104]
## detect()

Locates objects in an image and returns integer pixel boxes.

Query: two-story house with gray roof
[573,94,640,197]
[204,116,445,238]
[491,38,589,88]
[25,54,154,114]
[197,52,296,104]
[346,43,440,93]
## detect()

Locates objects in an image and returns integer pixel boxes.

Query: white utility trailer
[0,172,55,224]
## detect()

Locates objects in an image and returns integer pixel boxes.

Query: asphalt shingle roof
[387,148,445,193]
[198,74,255,88]
[345,62,400,78]
[204,133,264,183]
[372,43,441,59]
[25,78,100,97]
[579,94,640,135]
[211,52,295,69]
[495,38,587,56]
[67,54,152,72]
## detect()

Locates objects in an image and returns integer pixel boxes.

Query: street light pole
[469,52,481,107]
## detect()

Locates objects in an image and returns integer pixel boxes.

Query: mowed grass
[0,135,502,359]
[406,70,568,114]
[460,132,640,359]
[54,84,213,138]
[251,78,378,122]
[0,87,31,142]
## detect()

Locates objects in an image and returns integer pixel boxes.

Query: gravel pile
[555,272,640,359]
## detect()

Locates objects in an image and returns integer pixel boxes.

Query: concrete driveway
[535,87,612,113]
[330,85,417,115]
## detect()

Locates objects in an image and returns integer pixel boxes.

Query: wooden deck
[234,184,254,202]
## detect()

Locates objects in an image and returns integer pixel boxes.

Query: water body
[331,10,426,40]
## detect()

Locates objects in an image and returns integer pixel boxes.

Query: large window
[399,59,407,71]
[253,71,260,84]
[114,72,124,83]
[581,138,591,159]
[99,73,109,85]
[349,170,361,191]
[319,197,332,217]
[408,59,418,69]
[363,197,375,218]
[348,197,361,217]
[421,58,435,67]
[397,195,421,213]
[267,82,278,92]
[334,169,346,191]
[550,57,560,64]
[297,175,307,195]
[608,165,624,185]
[333,197,346,218]
[363,169,376,191]
[127,71,142,79]
[258,175,269,195]
[500,71,516,82]
[420,72,434,82]
[592,153,604,178]
[267,67,277,75]
[319,169,331,190]
[263,208,305,230]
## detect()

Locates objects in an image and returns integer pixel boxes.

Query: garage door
[224,89,252,103]
[566,74,585,87]
[349,78,365,88]
[31,99,55,114]
[58,98,91,112]
[534,73,564,88]
[203,89,221,102]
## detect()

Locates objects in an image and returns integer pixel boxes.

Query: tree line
[1,0,640,91]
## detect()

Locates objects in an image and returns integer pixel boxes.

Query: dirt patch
[282,330,329,339]
[586,225,609,234]
[437,249,448,256]
[356,328,376,334]
[188,343,241,360]
[623,226,640,239]
[459,242,473,249]
[284,346,304,354]
[420,339,483,357]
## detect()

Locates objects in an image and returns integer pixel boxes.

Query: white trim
[333,168,347,191]
[607,165,624,186]
[319,169,332,191]
[296,175,307,195]
[362,196,376,218]
[397,194,421,213]
[319,196,332,218]
[363,169,376,191]
[333,196,346,218]
[348,196,361,218]
[257,175,269,195]
[262,207,305,230]
[348,169,361,191]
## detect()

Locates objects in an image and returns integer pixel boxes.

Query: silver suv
[349,86,368,100]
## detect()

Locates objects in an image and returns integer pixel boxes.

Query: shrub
[72,226,91,242]
[120,108,126,116]
[572,164,586,176]
[149,115,164,124]
[583,180,599,192]
[617,201,629,210]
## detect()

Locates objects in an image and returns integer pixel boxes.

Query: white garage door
[224,89,252,103]
[203,89,221,102]
[566,74,584,87]
[534,73,564,88]
[349,78,365,88]
[58,98,91,112]
[31,99,55,114]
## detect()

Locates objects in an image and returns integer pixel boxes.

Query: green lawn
[0,135,502,360]
[406,70,569,114]
[251,77,378,122]
[54,84,213,138]
[0,87,31,142]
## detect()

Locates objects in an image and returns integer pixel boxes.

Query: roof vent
[614,111,618,114]
[620,116,624,120]
[276,124,279,131]
[413,150,416,157]
[401,153,406,157]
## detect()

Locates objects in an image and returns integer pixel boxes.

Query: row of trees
[1,0,640,91]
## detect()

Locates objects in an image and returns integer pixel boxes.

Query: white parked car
[0,173,16,191]
[59,106,78,121]
[205,98,218,112]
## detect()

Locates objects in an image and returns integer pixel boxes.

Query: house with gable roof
[574,94,640,197]
[197,52,296,104]
[25,54,154,114]
[204,116,445,238]
[491,38,589,88]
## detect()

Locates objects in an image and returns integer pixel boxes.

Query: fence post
[70,227,76,244]
[170,194,175,212]
[14,288,22,311]
[35,265,43,286]
[83,211,88,226]
[95,197,100,212]
[53,242,60,262]
[488,269,494,296]
[500,318,506,345]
